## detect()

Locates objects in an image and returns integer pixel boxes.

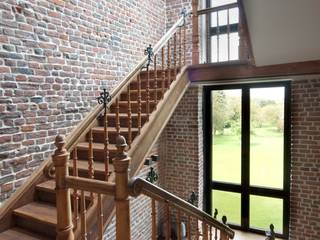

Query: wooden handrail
[65,176,115,195]
[128,177,235,239]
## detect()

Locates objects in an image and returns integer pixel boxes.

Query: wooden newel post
[113,135,131,240]
[52,135,74,240]
[192,0,199,64]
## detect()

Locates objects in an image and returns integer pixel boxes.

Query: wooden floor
[234,230,266,240]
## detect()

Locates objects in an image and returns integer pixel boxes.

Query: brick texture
[0,0,166,201]
[290,78,320,240]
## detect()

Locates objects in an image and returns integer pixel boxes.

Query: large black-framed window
[203,82,291,239]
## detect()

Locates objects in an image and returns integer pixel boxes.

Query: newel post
[192,0,199,64]
[52,135,74,240]
[113,135,131,240]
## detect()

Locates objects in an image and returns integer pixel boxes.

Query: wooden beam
[188,60,320,83]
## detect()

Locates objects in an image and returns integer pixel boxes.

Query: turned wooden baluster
[177,209,182,240]
[104,105,109,180]
[183,23,186,65]
[97,193,103,240]
[179,27,182,70]
[173,32,177,79]
[127,85,132,148]
[151,199,157,240]
[146,66,150,120]
[154,54,158,105]
[165,202,171,240]
[113,135,131,240]
[203,222,208,240]
[161,48,165,97]
[72,148,79,228]
[116,97,120,135]
[80,190,87,240]
[52,135,74,240]
[88,129,94,202]
[167,39,171,87]
[196,218,200,240]
[137,75,142,134]
[214,227,218,240]
[192,0,199,64]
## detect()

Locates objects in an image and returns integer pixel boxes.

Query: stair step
[0,227,51,240]
[91,126,139,143]
[13,202,57,238]
[109,100,157,113]
[120,88,163,101]
[77,142,119,162]
[106,112,148,127]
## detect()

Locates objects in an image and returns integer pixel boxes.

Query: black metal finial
[97,88,112,109]
[187,191,198,206]
[214,208,218,219]
[222,215,227,224]
[265,224,275,240]
[143,44,154,70]
[146,167,158,183]
[179,7,188,27]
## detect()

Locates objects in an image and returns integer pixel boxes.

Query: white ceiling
[243,0,320,66]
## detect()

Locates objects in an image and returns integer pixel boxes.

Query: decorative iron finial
[265,224,275,240]
[97,88,112,109]
[144,44,154,70]
[214,208,218,219]
[146,167,158,183]
[115,135,128,159]
[187,191,198,206]
[179,7,188,27]
[222,215,227,225]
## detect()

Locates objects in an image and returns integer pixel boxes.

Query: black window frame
[203,81,291,239]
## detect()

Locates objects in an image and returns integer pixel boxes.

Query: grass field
[212,127,284,233]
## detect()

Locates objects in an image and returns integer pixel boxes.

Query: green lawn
[212,127,284,233]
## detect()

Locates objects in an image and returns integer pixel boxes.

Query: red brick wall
[0,0,166,201]
[290,78,320,240]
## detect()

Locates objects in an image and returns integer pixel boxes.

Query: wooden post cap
[115,135,128,160]
[54,135,66,155]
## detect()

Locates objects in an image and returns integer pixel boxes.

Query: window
[206,0,239,62]
[203,82,291,238]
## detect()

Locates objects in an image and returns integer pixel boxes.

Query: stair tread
[75,159,115,173]
[77,142,117,151]
[92,126,139,133]
[0,227,51,240]
[14,202,57,226]
[107,112,147,117]
[36,180,56,193]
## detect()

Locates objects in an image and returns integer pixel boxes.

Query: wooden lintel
[188,60,320,83]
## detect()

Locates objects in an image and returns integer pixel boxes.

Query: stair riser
[77,149,117,162]
[130,79,170,90]
[109,102,157,113]
[14,215,56,238]
[105,115,148,128]
[120,91,163,101]
[91,130,139,144]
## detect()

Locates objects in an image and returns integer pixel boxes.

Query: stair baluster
[137,75,142,134]
[167,39,171,88]
[116,97,120,135]
[104,106,109,180]
[166,202,171,240]
[161,47,165,98]
[183,23,186,65]
[174,32,177,79]
[179,27,182,70]
[88,129,94,202]
[177,209,182,240]
[209,225,212,240]
[196,218,200,240]
[97,193,103,239]
[154,54,158,105]
[146,66,150,120]
[151,198,157,240]
[187,215,191,240]
[127,85,132,148]
[203,222,208,240]
[72,148,79,228]
[80,190,87,240]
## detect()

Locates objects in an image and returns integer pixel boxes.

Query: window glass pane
[250,87,285,189]
[218,34,228,62]
[210,36,218,62]
[212,190,241,225]
[211,11,218,27]
[211,0,237,8]
[211,90,241,184]
[250,195,283,233]
[229,32,239,60]
[228,7,239,25]
[218,10,228,26]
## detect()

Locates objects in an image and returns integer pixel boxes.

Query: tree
[212,91,227,135]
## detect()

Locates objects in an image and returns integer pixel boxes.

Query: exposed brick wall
[159,85,203,207]
[0,0,166,201]
[290,78,320,240]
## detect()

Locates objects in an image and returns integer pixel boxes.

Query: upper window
[205,0,240,62]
